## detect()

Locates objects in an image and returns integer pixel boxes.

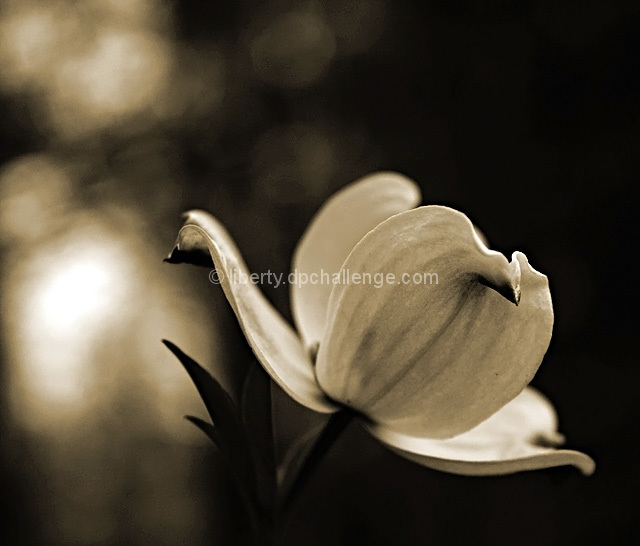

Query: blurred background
[0,0,638,544]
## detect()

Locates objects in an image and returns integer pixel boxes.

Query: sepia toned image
[0,1,637,544]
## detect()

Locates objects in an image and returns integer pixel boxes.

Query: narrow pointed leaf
[185,415,223,448]
[163,340,257,497]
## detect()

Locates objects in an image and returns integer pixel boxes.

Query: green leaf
[162,340,257,501]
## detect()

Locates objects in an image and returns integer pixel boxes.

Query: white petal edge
[172,210,339,413]
[366,387,595,476]
[291,171,421,349]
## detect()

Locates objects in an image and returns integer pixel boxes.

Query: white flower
[167,172,594,476]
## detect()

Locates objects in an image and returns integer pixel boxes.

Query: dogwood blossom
[167,172,594,476]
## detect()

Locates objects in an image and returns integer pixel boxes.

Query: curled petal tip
[479,274,521,305]
[164,247,179,263]
[512,277,522,306]
[164,243,214,267]
[182,209,201,222]
[575,453,596,476]
[167,209,338,413]
[478,251,522,306]
[550,448,595,476]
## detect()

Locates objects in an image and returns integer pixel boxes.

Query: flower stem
[275,409,354,541]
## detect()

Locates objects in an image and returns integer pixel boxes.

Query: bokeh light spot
[250,9,336,88]
[7,218,135,409]
[0,154,73,244]
[52,29,172,128]
[0,5,65,89]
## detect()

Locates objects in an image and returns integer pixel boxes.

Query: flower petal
[291,172,421,349]
[167,210,338,413]
[316,206,553,438]
[366,387,595,476]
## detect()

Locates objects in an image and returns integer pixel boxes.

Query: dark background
[1,0,638,544]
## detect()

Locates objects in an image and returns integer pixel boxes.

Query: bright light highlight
[10,220,134,405]
[37,252,120,336]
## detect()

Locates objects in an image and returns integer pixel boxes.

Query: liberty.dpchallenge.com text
[209,268,438,289]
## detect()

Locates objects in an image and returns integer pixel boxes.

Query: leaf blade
[163,340,257,499]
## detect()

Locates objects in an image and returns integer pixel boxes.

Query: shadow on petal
[291,171,421,349]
